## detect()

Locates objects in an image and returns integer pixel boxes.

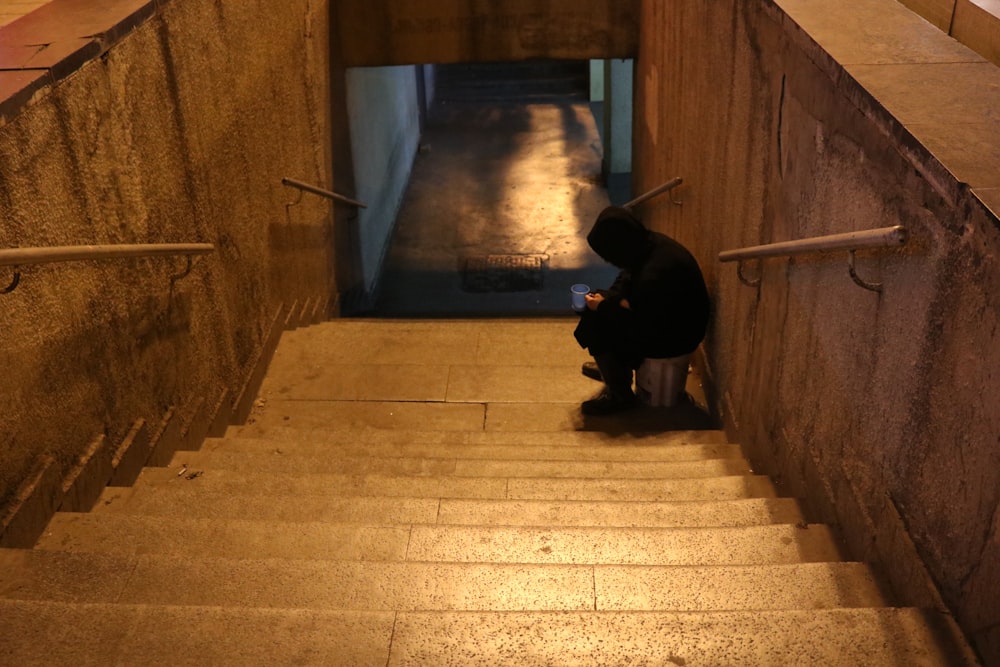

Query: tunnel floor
[372,62,624,317]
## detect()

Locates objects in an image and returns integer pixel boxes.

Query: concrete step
[95,488,444,523]
[262,362,604,404]
[0,599,395,666]
[168,449,753,479]
[261,363,604,404]
[226,425,731,447]
[384,609,977,666]
[96,487,807,528]
[244,399,716,433]
[246,399,487,433]
[201,434,745,462]
[252,318,716,432]
[263,318,584,369]
[435,497,806,528]
[504,474,778,501]
[0,600,976,666]
[114,465,780,501]
[34,514,841,565]
[403,523,844,565]
[35,513,411,561]
[0,549,889,611]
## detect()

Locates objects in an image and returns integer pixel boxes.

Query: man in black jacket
[574,206,710,415]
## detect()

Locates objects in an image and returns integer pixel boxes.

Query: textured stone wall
[0,0,339,515]
[632,0,999,662]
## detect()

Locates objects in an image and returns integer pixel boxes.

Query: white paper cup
[571,284,590,312]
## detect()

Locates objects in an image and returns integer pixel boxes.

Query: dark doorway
[372,61,620,316]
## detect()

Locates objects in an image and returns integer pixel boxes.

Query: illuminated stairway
[0,319,977,664]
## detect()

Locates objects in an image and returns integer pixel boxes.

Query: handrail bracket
[2,268,21,295]
[847,250,882,292]
[169,255,196,286]
[736,260,761,288]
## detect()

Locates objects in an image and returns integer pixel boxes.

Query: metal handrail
[0,243,215,294]
[0,243,215,267]
[281,177,367,208]
[623,177,683,210]
[718,225,908,292]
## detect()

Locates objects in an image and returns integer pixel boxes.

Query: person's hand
[585,292,604,310]
[620,298,631,310]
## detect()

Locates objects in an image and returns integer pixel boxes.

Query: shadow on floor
[578,401,718,433]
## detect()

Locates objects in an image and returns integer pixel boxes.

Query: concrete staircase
[0,319,977,665]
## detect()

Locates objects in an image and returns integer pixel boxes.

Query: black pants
[574,308,642,398]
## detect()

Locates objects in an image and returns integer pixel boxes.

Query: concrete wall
[345,66,422,300]
[589,60,604,102]
[422,64,437,117]
[335,0,639,67]
[0,0,340,520]
[632,0,999,662]
[601,59,633,179]
[952,0,1000,65]
[899,0,1000,66]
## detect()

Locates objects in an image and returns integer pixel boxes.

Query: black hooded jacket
[580,206,710,359]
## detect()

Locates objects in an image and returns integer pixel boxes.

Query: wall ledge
[766,0,1000,227]
[0,0,158,127]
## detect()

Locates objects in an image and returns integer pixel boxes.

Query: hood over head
[587,206,651,269]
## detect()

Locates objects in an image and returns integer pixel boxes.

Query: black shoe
[581,389,639,416]
[581,361,603,382]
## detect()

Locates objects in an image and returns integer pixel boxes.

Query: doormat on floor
[460,254,547,292]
